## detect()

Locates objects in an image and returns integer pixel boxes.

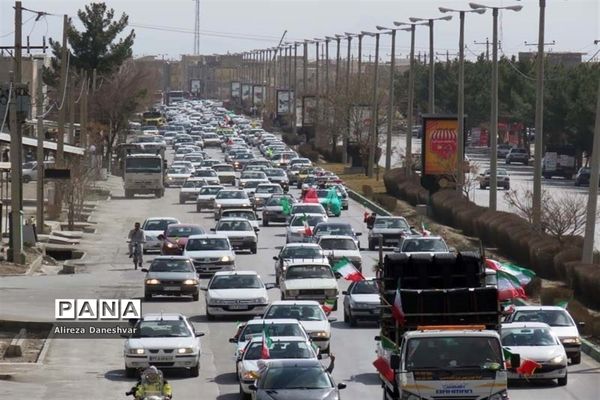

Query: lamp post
[357,33,364,98]
[439,6,486,192]
[394,21,428,175]
[362,31,380,178]
[470,2,523,211]
[342,33,355,165]
[292,42,299,134]
[376,25,399,171]
[408,15,453,113]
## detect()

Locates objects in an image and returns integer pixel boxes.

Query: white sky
[1,0,599,61]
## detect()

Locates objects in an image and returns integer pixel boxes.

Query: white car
[122,313,204,378]
[273,243,328,285]
[213,189,254,219]
[211,217,259,254]
[192,168,221,185]
[280,261,339,311]
[184,234,236,275]
[501,322,568,385]
[202,132,221,146]
[219,209,260,230]
[395,236,450,256]
[241,178,270,196]
[179,178,207,204]
[196,185,224,212]
[342,278,380,326]
[239,171,269,189]
[165,166,191,187]
[253,183,285,208]
[213,163,236,186]
[286,213,328,243]
[317,235,363,272]
[204,270,269,319]
[263,300,334,353]
[290,203,328,218]
[229,318,310,360]
[141,217,180,253]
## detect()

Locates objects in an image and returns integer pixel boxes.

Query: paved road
[0,145,598,399]
[381,133,600,250]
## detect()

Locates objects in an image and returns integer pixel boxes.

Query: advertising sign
[241,84,252,102]
[231,81,241,98]
[422,115,459,175]
[277,90,294,115]
[302,96,317,126]
[190,79,201,94]
[252,85,265,106]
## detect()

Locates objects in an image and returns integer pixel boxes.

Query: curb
[581,338,600,364]
[347,189,392,216]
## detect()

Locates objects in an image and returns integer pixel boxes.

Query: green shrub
[565,300,593,334]
[570,263,600,310]
[539,286,573,306]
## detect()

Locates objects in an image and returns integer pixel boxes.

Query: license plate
[229,305,249,310]
[149,356,173,362]
[163,286,180,291]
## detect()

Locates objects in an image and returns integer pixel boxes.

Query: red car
[158,224,205,255]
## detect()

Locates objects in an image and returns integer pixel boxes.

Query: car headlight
[210,298,227,305]
[221,255,232,262]
[287,289,299,296]
[561,337,581,345]
[242,371,258,380]
[311,331,330,339]
[183,279,198,285]
[177,347,194,354]
[254,296,268,304]
[325,289,338,297]
[129,348,146,355]
[145,279,160,285]
[488,390,509,400]
[550,354,567,364]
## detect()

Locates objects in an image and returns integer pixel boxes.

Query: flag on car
[373,356,395,382]
[332,258,363,282]
[556,300,569,309]
[391,287,405,325]
[300,214,312,236]
[279,196,292,215]
[516,358,542,377]
[260,328,272,359]
[502,347,514,368]
[421,220,431,236]
[380,336,399,352]
[322,299,336,314]
[485,259,536,286]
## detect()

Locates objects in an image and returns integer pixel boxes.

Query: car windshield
[374,218,409,229]
[199,187,223,195]
[501,327,558,346]
[401,238,448,252]
[234,154,253,160]
[149,259,194,273]
[183,180,204,188]
[319,238,357,250]
[217,191,246,199]
[281,246,323,259]
[222,211,256,220]
[216,220,252,231]
[209,274,263,289]
[244,180,263,189]
[316,190,330,198]
[195,169,217,177]
[244,340,314,360]
[292,205,324,214]
[260,366,331,389]
[285,265,334,280]
[257,185,283,194]
[143,219,177,231]
[214,165,234,172]
[265,305,326,321]
[291,215,325,227]
[132,320,192,338]
[187,238,230,251]
[167,167,187,174]
[242,172,267,179]
[240,323,305,340]
[484,169,508,176]
[265,169,286,177]
[166,225,203,237]
[352,280,378,294]
[405,337,503,371]
[266,196,293,206]
[511,310,574,327]
[314,224,353,236]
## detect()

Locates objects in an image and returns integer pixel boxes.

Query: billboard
[252,85,265,106]
[190,79,201,94]
[422,115,459,175]
[231,81,241,98]
[277,90,294,115]
[302,96,317,126]
[241,84,252,102]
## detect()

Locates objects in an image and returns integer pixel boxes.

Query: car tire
[196,205,202,212]
[125,366,137,378]
[251,244,257,254]
[239,384,251,400]
[343,205,349,210]
[206,311,215,321]
[23,176,31,184]
[557,373,568,386]
[190,363,200,377]
[192,292,199,301]
[349,311,357,327]
[571,352,581,365]
[323,344,330,354]
[179,198,184,204]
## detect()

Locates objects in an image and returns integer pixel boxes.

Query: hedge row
[382,168,600,311]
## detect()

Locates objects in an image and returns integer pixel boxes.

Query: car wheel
[196,205,202,212]
[349,311,357,327]
[557,373,568,386]
[190,363,200,377]
[322,344,330,354]
[179,198,184,204]
[239,384,251,400]
[571,352,581,365]
[263,217,269,227]
[251,245,257,254]
[23,176,31,184]
[343,205,349,210]
[192,292,199,301]
[125,366,137,378]
[206,311,215,321]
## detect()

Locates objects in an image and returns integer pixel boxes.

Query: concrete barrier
[4,328,26,357]
[346,189,392,216]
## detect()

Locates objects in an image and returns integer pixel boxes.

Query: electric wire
[56,51,70,111]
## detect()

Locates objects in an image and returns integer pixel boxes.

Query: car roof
[245,318,303,326]
[144,217,179,221]
[248,335,308,343]
[318,235,356,240]
[167,223,202,228]
[286,261,331,267]
[501,322,553,329]
[217,217,252,222]
[221,209,255,213]
[188,233,229,239]
[269,300,322,306]
[213,270,258,276]
[284,243,321,248]
[140,313,187,321]
[264,359,323,369]
[511,306,569,312]
[151,256,191,261]
[316,222,351,227]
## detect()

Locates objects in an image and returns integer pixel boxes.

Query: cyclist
[128,222,145,267]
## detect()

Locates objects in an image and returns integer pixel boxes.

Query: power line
[0,14,36,38]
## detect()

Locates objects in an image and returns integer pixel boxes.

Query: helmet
[144,366,161,383]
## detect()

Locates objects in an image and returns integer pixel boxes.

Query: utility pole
[357,34,363,96]
[68,78,75,144]
[193,0,201,55]
[80,70,88,149]
[402,23,418,175]
[381,27,396,171]
[36,59,44,235]
[57,14,68,167]
[324,39,330,96]
[343,35,352,165]
[474,38,490,61]
[428,19,435,113]
[315,41,320,145]
[365,32,380,178]
[292,43,298,134]
[582,80,600,263]
[302,42,308,128]
[489,8,499,211]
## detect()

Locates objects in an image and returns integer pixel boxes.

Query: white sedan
[501,322,568,385]
[141,217,180,253]
[204,271,270,319]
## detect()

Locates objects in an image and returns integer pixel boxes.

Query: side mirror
[374,335,381,341]
[341,291,348,295]
[390,354,400,370]
[210,228,216,232]
[273,256,278,261]
[356,232,362,236]
[248,384,257,391]
[157,234,165,241]
[140,268,149,273]
[254,227,260,232]
[337,383,347,390]
[510,354,521,371]
[229,337,237,343]
[578,321,586,329]
[195,331,205,337]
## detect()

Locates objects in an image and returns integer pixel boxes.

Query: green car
[316,188,342,217]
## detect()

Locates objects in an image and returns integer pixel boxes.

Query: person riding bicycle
[128,366,172,399]
[128,222,145,260]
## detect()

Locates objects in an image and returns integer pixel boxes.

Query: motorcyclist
[128,222,145,261]
[127,366,172,399]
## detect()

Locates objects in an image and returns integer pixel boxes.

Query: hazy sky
[1,0,599,61]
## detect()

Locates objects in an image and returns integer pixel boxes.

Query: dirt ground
[0,326,50,363]
[0,246,44,276]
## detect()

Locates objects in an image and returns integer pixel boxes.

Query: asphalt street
[0,145,598,400]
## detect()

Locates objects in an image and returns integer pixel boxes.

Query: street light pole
[343,34,353,165]
[363,31,380,178]
[357,34,364,97]
[582,81,600,263]
[292,43,298,134]
[376,26,397,171]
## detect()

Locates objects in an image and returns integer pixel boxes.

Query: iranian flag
[322,299,336,314]
[391,287,405,325]
[332,258,363,282]
[300,214,313,236]
[421,220,431,236]
[516,359,542,377]
[260,328,272,359]
[373,356,395,382]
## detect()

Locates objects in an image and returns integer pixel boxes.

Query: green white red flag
[322,299,336,314]
[332,258,363,282]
